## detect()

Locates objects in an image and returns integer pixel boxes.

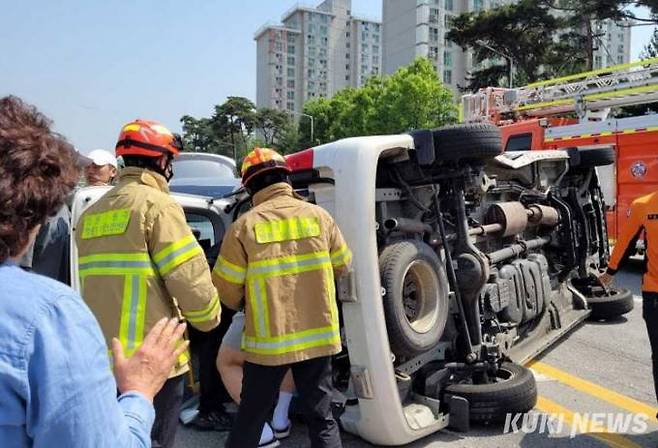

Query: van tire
[379,240,450,359]
[588,288,634,320]
[444,362,537,423]
[433,124,503,162]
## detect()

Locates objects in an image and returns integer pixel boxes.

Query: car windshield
[173,159,236,180]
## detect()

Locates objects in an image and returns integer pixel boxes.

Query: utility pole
[291,111,314,145]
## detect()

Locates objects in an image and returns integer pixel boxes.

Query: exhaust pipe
[384,217,432,234]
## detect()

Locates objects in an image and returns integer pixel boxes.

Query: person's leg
[642,292,658,404]
[151,375,185,448]
[217,343,247,404]
[291,356,342,448]
[271,370,295,434]
[199,305,235,412]
[225,362,288,448]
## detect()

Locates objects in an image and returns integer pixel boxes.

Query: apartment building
[382,0,632,95]
[255,0,382,113]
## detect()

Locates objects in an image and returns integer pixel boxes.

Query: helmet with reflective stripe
[241,147,290,186]
[115,119,183,158]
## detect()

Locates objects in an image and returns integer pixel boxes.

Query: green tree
[254,108,294,146]
[372,58,456,133]
[299,58,457,146]
[641,27,658,59]
[448,0,582,91]
[212,96,257,160]
[180,115,232,156]
[300,98,333,147]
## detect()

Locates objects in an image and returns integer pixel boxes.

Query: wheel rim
[400,260,441,334]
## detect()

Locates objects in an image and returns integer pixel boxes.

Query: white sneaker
[272,421,292,439]
[258,438,280,448]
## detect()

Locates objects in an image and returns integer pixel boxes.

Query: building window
[287,102,294,111]
[444,14,453,27]
[288,45,295,54]
[287,91,295,100]
[445,0,453,10]
[444,51,452,67]
[287,56,295,65]
[320,26,328,36]
[595,55,603,68]
[287,80,295,88]
[429,46,439,59]
[287,34,296,43]
[346,74,350,81]
[430,27,439,42]
[474,0,483,11]
[275,42,283,51]
[346,64,350,70]
[430,8,440,23]
[443,69,452,84]
[373,45,380,53]
[618,55,624,64]
[618,44,624,53]
[373,55,380,65]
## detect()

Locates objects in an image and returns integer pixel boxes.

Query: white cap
[86,149,118,168]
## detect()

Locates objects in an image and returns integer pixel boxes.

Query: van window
[186,213,215,252]
[505,133,533,151]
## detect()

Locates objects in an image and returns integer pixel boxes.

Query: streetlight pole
[475,40,514,88]
[291,111,314,145]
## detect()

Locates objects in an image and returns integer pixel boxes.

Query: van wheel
[444,362,537,423]
[379,240,450,359]
[588,288,633,320]
[432,123,503,162]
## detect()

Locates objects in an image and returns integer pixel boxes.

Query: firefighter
[600,192,658,409]
[213,148,352,448]
[75,119,221,448]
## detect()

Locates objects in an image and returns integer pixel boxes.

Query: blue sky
[0,1,653,152]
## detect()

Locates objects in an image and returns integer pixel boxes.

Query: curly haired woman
[0,96,187,447]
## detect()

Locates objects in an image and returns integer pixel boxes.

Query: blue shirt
[0,262,155,447]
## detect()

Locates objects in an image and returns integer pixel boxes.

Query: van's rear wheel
[444,362,537,423]
[588,287,633,320]
[379,240,450,359]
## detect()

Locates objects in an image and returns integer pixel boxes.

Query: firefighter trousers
[225,355,342,448]
[643,292,658,407]
[152,374,184,448]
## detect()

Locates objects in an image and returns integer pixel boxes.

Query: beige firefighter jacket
[212,182,352,366]
[76,167,220,377]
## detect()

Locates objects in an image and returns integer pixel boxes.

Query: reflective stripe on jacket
[608,191,658,292]
[76,167,220,377]
[212,182,351,366]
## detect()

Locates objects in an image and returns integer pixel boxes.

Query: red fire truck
[461,58,658,246]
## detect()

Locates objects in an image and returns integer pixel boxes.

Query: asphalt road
[176,259,658,448]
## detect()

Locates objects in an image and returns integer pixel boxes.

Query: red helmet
[115,119,182,158]
[241,147,290,186]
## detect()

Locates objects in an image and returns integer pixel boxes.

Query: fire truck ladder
[462,57,658,123]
